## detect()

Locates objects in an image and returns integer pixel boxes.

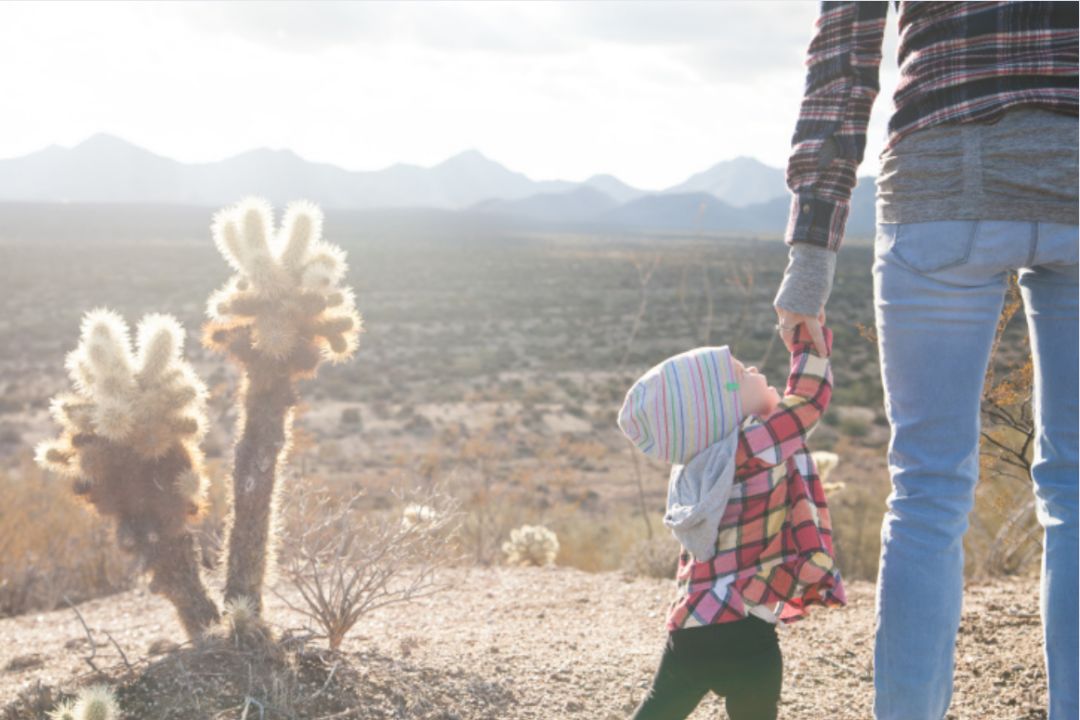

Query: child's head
[619,345,779,465]
[731,356,781,419]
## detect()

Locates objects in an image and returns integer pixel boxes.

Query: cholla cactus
[71,685,119,720]
[402,503,438,529]
[46,699,76,720]
[811,451,843,492]
[204,197,362,614]
[205,197,360,370]
[35,310,219,638]
[502,525,560,567]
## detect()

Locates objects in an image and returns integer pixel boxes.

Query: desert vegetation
[0,205,1042,718]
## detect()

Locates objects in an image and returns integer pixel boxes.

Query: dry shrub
[275,482,463,650]
[621,534,681,579]
[818,439,892,582]
[448,433,538,565]
[0,457,136,617]
[545,506,654,573]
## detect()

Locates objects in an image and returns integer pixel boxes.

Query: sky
[0,1,899,191]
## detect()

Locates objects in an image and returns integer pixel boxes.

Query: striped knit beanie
[618,346,743,465]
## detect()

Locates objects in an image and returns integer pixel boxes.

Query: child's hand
[776,306,828,357]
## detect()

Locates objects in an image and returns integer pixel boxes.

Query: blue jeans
[871,220,1079,720]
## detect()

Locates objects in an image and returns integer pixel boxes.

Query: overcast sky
[1,1,899,190]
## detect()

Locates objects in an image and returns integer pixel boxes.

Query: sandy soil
[0,567,1048,719]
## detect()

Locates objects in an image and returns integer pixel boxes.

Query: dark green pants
[630,616,782,720]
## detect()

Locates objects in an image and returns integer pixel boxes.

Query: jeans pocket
[891,220,978,273]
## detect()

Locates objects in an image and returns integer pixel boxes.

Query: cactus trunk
[223,373,294,613]
[148,531,221,638]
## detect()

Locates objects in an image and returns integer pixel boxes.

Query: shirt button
[802,203,811,213]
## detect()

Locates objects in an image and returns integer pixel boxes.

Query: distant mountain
[582,174,645,204]
[596,182,875,238]
[600,192,792,234]
[0,134,185,205]
[0,134,879,239]
[664,156,786,207]
[472,186,619,224]
[0,135,579,210]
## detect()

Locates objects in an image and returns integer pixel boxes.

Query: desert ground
[0,567,1048,719]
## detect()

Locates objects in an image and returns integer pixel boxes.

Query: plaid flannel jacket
[786,1,1080,251]
[666,324,846,631]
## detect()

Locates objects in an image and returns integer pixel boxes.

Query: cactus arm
[148,531,221,638]
[223,375,295,612]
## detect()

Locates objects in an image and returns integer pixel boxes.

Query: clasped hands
[774,305,828,357]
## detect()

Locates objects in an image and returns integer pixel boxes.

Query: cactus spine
[204,197,361,614]
[35,311,219,639]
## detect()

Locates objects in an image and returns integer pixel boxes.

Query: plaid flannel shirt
[786,1,1080,251]
[666,324,846,632]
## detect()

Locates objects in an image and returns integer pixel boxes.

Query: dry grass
[0,457,135,617]
[0,453,233,619]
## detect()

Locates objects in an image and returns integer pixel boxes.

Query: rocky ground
[0,566,1048,719]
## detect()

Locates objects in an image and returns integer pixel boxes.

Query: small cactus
[204,197,362,615]
[811,451,843,492]
[35,310,219,638]
[71,685,119,720]
[46,699,76,720]
[502,525,560,567]
[402,503,438,529]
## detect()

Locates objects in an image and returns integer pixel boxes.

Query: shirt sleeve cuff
[784,193,849,251]
[773,242,837,317]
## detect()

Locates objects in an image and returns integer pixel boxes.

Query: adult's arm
[774,1,888,321]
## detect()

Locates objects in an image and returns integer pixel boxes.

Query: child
[618,320,845,720]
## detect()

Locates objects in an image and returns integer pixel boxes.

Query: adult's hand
[775,305,828,357]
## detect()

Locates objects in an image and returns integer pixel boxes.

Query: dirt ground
[0,566,1048,719]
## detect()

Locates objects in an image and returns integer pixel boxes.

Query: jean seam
[1025,222,1039,268]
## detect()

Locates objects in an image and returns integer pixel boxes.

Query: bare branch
[64,594,100,674]
[277,483,464,650]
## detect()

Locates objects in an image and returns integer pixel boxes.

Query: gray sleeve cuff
[773,242,837,316]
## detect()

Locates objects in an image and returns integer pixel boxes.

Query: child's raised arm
[736,323,833,474]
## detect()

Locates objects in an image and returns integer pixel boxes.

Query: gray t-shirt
[775,106,1078,318]
[876,107,1079,226]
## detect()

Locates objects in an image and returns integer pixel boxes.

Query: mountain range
[0,133,877,238]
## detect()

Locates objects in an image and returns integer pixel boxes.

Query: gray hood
[662,431,738,562]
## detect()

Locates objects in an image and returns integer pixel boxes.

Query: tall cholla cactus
[204,197,361,614]
[35,310,218,638]
[502,525,560,567]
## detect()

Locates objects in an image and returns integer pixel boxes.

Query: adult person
[770,2,1079,719]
